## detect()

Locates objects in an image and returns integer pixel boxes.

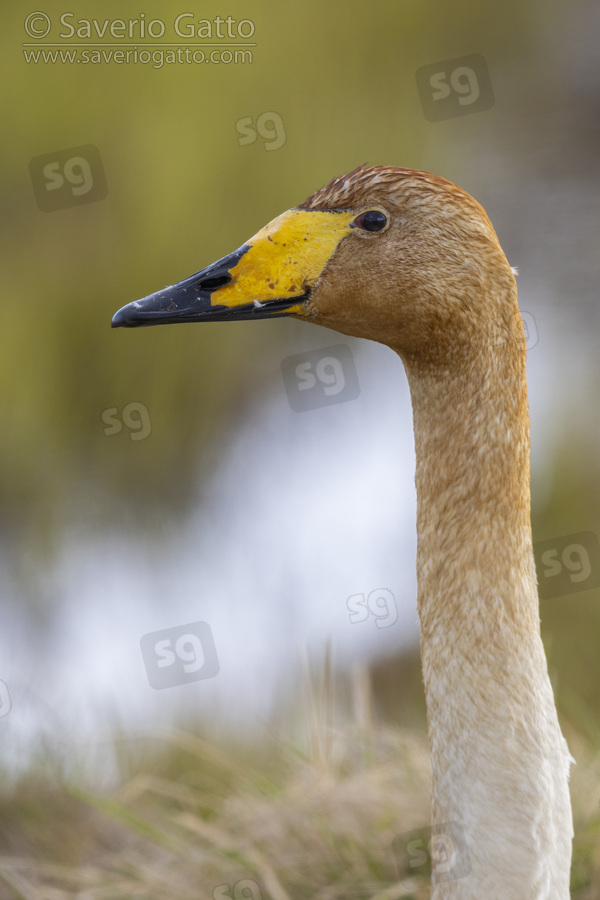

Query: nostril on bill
[197,274,231,292]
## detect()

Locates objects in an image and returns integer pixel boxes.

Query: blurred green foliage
[1,0,535,548]
[1,0,598,687]
[0,714,599,897]
[1,0,600,886]
[3,0,599,744]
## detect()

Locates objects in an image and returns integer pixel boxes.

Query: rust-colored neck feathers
[303,166,574,898]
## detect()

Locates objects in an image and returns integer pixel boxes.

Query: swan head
[112,165,517,359]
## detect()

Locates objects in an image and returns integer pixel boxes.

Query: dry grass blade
[1,716,599,898]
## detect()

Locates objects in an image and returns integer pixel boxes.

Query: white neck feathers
[401,319,573,899]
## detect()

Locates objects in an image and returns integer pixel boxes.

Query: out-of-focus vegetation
[2,0,600,894]
[0,694,600,898]
[2,0,536,548]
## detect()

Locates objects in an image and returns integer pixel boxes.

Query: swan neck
[399,329,573,899]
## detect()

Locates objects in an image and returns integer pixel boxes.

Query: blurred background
[1,0,600,892]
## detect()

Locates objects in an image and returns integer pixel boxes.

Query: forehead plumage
[297,164,457,212]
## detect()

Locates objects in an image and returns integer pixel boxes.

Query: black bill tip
[112,247,249,328]
[111,244,308,328]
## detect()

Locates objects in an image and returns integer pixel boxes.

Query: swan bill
[111,208,356,328]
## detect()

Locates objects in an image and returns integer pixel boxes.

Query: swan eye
[352,210,388,233]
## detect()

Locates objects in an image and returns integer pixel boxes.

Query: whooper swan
[113,165,574,899]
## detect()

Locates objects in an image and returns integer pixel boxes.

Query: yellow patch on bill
[213,209,356,311]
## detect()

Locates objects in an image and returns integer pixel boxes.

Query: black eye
[352,210,388,232]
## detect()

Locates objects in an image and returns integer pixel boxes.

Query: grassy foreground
[0,711,599,899]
